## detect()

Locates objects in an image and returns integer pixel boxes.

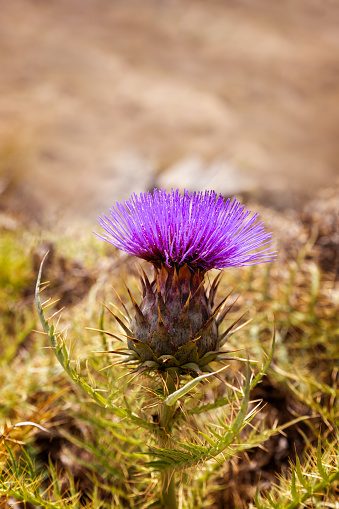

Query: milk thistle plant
[36,189,279,508]
[96,189,276,380]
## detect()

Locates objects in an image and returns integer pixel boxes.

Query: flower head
[96,189,276,270]
[96,189,277,377]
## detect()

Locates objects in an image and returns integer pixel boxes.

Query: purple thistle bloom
[96,189,277,271]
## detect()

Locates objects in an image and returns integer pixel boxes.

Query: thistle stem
[161,470,178,509]
[159,376,178,509]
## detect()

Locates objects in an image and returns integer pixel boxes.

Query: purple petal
[95,189,277,270]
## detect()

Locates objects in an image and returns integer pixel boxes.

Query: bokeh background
[1,3,339,507]
[1,0,339,228]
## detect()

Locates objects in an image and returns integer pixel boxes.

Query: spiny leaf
[35,255,154,432]
[164,365,229,406]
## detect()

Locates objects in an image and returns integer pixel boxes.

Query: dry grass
[0,184,338,507]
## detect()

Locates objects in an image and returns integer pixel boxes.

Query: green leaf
[317,437,329,481]
[164,366,228,406]
[290,469,299,500]
[35,255,154,433]
[295,455,309,490]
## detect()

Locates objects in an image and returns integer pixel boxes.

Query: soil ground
[1,0,339,224]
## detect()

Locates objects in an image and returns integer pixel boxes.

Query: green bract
[111,264,240,379]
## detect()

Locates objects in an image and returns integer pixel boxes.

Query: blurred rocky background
[0,0,339,227]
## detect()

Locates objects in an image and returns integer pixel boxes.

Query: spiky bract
[112,264,238,379]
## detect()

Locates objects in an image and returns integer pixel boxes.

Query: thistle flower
[97,189,275,270]
[96,189,276,378]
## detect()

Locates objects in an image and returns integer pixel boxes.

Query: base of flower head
[114,339,238,380]
[105,264,245,380]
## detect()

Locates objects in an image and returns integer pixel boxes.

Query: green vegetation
[0,223,338,508]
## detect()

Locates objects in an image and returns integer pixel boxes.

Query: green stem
[161,470,178,509]
[159,376,178,509]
